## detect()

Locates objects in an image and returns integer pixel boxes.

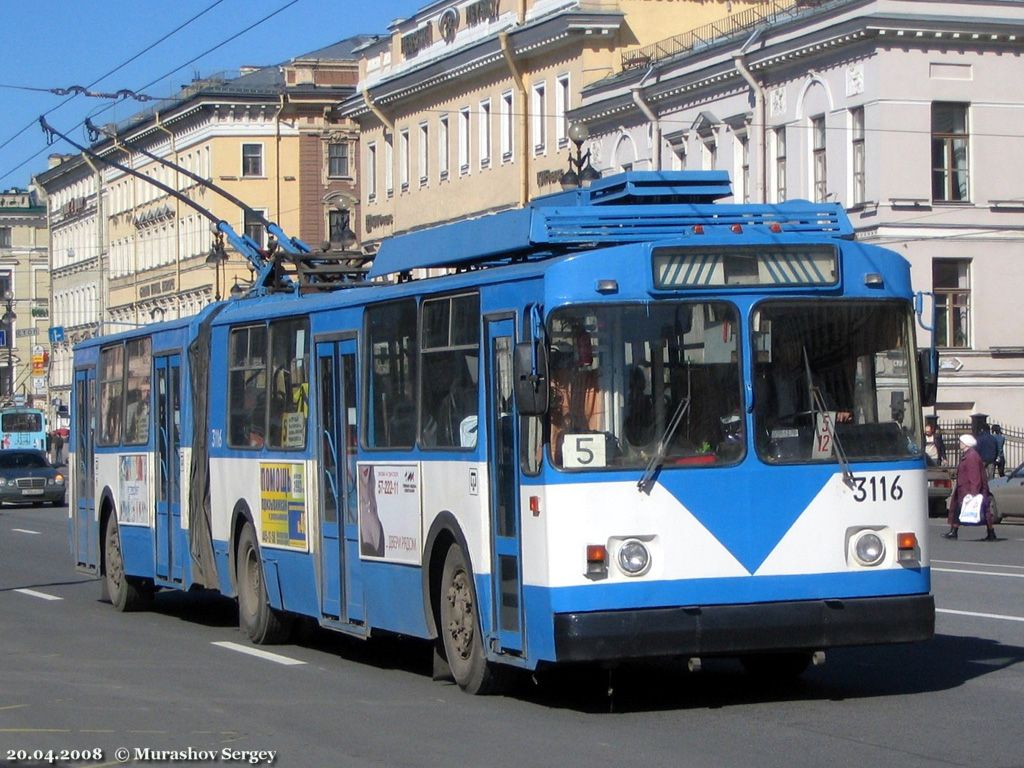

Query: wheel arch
[97,486,117,576]
[228,500,256,596]
[422,510,474,640]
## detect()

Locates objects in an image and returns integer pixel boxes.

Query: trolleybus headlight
[617,539,651,576]
[853,532,886,566]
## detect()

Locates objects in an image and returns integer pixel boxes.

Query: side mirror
[918,348,938,407]
[513,341,548,416]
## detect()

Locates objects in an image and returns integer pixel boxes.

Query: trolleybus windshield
[752,301,921,463]
[547,302,742,470]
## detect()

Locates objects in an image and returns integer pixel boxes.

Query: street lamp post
[2,294,16,403]
[206,232,229,301]
[560,122,601,190]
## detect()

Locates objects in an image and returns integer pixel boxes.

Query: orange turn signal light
[897,532,918,550]
[587,544,607,563]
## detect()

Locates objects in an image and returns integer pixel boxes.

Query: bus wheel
[103,514,150,612]
[740,652,812,680]
[439,544,503,695]
[236,523,292,644]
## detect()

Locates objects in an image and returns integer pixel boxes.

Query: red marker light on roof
[769,222,782,233]
[730,223,743,233]
[692,224,704,234]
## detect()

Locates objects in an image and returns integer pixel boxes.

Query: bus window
[98,345,125,445]
[268,318,310,450]
[364,300,418,448]
[420,293,479,449]
[228,325,268,449]
[123,338,152,445]
[547,302,742,470]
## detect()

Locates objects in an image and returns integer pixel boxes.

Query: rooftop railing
[621,0,857,70]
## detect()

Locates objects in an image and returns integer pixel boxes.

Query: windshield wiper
[638,395,691,495]
[803,349,856,489]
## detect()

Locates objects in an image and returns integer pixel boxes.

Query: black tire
[740,652,812,680]
[438,544,504,695]
[236,522,292,644]
[103,513,151,612]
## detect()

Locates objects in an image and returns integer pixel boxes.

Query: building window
[418,122,429,185]
[328,142,350,178]
[0,228,10,248]
[811,115,827,203]
[399,129,410,192]
[385,134,394,197]
[479,99,492,168]
[243,209,266,249]
[933,259,970,348]
[500,90,514,162]
[242,143,263,177]
[532,82,546,154]
[932,102,969,202]
[329,209,353,247]
[738,133,750,203]
[701,139,717,171]
[775,127,787,203]
[367,143,377,201]
[851,107,865,205]
[555,74,570,148]
[439,114,450,180]
[459,107,470,175]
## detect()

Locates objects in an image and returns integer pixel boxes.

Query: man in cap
[944,434,997,541]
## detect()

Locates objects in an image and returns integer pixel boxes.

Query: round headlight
[617,539,651,576]
[854,532,886,566]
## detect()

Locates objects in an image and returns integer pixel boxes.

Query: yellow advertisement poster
[259,462,307,549]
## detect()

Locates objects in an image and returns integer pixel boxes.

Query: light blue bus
[1,406,48,451]
[70,172,937,694]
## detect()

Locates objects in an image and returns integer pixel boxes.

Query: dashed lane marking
[13,588,62,601]
[211,640,306,666]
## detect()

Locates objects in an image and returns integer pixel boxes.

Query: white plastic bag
[959,493,983,525]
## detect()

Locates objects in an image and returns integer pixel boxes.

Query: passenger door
[315,337,364,626]
[485,315,524,654]
[154,354,182,583]
[72,367,97,572]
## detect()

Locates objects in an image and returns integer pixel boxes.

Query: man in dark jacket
[944,434,997,541]
[975,423,998,478]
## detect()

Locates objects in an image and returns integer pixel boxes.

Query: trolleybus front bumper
[552,594,934,662]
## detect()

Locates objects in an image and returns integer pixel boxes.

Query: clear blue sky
[0,0,416,188]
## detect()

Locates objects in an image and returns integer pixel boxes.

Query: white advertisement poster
[357,463,421,564]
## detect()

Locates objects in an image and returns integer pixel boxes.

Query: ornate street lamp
[206,232,229,301]
[560,122,601,190]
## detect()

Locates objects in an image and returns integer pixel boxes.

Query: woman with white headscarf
[944,434,997,541]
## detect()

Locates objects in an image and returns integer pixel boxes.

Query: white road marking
[937,608,1024,624]
[933,559,1024,570]
[11,528,41,535]
[14,588,63,601]
[933,567,1024,579]
[211,641,306,666]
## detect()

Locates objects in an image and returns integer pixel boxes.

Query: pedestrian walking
[944,434,998,541]
[992,424,1006,477]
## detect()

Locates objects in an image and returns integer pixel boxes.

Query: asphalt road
[1,505,1021,768]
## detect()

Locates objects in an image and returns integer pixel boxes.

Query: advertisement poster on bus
[118,455,149,525]
[357,463,420,564]
[259,462,307,549]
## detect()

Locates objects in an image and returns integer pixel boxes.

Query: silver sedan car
[988,463,1024,523]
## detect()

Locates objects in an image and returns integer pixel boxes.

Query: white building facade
[573,0,1024,425]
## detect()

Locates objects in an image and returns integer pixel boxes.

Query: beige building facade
[0,188,49,413]
[341,0,755,246]
[36,40,366,412]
